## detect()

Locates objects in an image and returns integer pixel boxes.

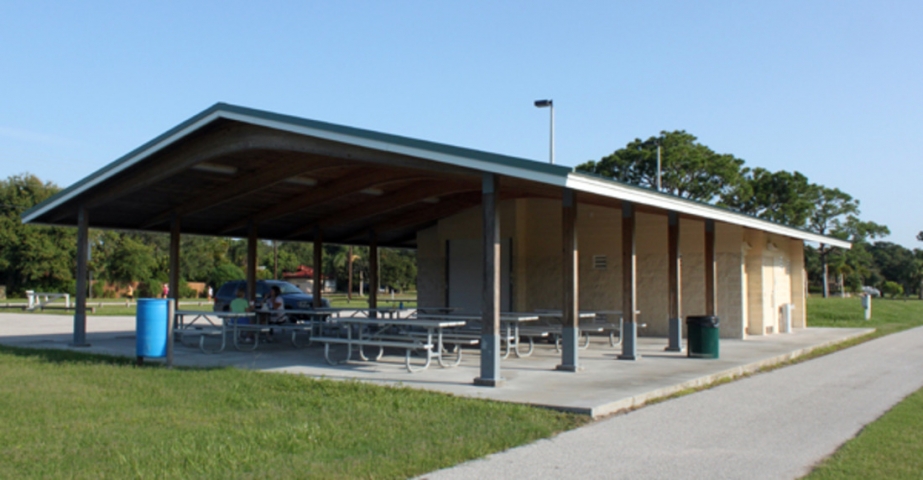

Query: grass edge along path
[646,297,923,410]
[803,386,923,479]
[0,345,587,479]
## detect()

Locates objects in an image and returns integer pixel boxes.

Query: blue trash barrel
[136,298,168,358]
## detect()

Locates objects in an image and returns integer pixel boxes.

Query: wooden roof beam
[138,156,330,229]
[216,168,413,235]
[283,181,479,239]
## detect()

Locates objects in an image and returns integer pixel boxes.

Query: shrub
[882,281,904,299]
[178,279,195,298]
[139,280,162,298]
[207,263,244,289]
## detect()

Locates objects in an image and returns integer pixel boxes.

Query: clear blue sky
[2,1,921,247]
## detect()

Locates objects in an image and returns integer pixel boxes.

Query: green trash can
[686,315,719,359]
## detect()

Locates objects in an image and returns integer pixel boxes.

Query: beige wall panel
[789,239,807,328]
[513,199,530,311]
[576,204,622,313]
[415,226,443,308]
[416,200,519,310]
[715,222,745,339]
[635,212,669,336]
[680,218,706,319]
[518,199,563,310]
[745,229,766,335]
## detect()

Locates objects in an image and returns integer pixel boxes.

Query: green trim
[215,103,571,176]
[570,170,850,246]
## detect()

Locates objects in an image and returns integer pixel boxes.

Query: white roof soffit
[566,173,852,249]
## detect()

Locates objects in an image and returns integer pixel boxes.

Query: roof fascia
[565,173,852,249]
[214,106,571,185]
[23,103,572,223]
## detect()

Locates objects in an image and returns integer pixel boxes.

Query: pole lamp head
[534,99,553,108]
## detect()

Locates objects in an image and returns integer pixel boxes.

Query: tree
[207,262,244,289]
[808,188,860,298]
[0,174,75,295]
[576,131,746,203]
[720,168,816,228]
[380,248,417,293]
[105,234,157,287]
[868,241,923,297]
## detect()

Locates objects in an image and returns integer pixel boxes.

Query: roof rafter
[216,168,416,235]
[284,181,479,239]
[138,155,334,229]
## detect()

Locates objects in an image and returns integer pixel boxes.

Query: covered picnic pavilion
[22,103,850,387]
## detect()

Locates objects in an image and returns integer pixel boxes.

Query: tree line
[3,131,919,300]
[0,174,416,298]
[577,131,920,298]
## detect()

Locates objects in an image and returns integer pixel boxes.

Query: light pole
[534,99,554,164]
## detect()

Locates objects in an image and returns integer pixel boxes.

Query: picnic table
[311,317,468,372]
[412,312,541,358]
[173,310,256,353]
[519,311,600,351]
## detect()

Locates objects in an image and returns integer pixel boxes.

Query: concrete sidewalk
[419,325,923,479]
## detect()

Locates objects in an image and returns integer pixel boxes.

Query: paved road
[420,326,923,480]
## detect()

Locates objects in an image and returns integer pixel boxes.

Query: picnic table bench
[311,317,467,372]
[173,310,256,353]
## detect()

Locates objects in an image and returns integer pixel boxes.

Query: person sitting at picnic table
[262,285,286,325]
[230,288,254,342]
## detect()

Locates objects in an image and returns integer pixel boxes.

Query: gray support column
[167,214,180,364]
[619,201,639,360]
[166,298,175,368]
[666,212,683,352]
[313,230,323,308]
[369,230,378,318]
[705,219,717,316]
[71,205,90,347]
[475,173,503,386]
[247,221,257,303]
[557,188,580,371]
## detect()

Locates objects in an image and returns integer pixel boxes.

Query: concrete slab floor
[0,313,871,417]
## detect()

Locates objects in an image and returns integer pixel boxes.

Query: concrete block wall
[767,233,794,333]
[789,239,807,328]
[517,199,563,311]
[415,226,443,308]
[680,218,706,321]
[415,201,518,309]
[745,229,766,335]
[715,222,745,339]
[415,196,801,341]
[635,212,669,336]
[576,204,622,312]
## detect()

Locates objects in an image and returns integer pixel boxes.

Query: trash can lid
[685,315,720,327]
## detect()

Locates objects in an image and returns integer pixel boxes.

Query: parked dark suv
[213,280,330,314]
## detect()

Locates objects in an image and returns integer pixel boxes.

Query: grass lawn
[805,386,923,479]
[0,346,586,479]
[1,298,214,316]
[807,295,923,339]
[803,296,923,479]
